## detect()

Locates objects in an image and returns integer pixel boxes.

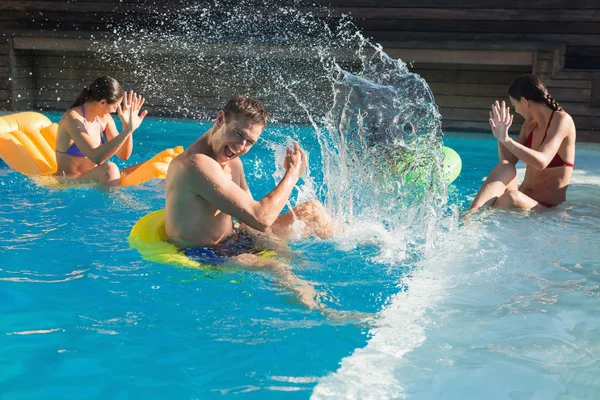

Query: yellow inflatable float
[0,111,182,186]
[129,209,280,269]
[129,209,204,268]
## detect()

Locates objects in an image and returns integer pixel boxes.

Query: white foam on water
[313,219,485,399]
[313,143,600,399]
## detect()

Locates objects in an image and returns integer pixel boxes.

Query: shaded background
[0,0,599,140]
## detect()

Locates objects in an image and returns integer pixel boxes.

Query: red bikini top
[525,110,574,168]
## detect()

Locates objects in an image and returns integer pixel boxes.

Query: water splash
[97,0,448,263]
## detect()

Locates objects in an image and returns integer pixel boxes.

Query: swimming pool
[1,113,599,399]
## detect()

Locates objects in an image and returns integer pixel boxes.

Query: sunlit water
[1,112,599,398]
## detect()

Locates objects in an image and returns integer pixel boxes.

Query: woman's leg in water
[77,162,121,186]
[119,161,146,176]
[470,160,519,210]
[270,200,336,240]
[495,190,544,211]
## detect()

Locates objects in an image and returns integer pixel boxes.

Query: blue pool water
[1,113,599,399]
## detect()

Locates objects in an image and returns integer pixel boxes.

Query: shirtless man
[165,96,335,309]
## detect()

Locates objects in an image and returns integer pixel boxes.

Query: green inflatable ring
[396,146,462,185]
[442,146,462,184]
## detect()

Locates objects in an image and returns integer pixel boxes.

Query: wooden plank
[576,130,600,142]
[413,68,523,85]
[435,95,499,109]
[533,57,553,75]
[0,79,9,91]
[565,56,600,70]
[435,96,598,117]
[411,63,527,72]
[429,82,509,97]
[0,1,143,13]
[384,40,562,52]
[13,38,366,61]
[543,79,593,89]
[11,54,33,67]
[368,32,600,47]
[435,95,600,117]
[0,56,9,68]
[13,38,107,52]
[318,0,600,9]
[439,107,599,130]
[21,55,103,68]
[26,66,124,80]
[0,11,119,20]
[566,46,600,58]
[592,77,600,107]
[568,116,600,130]
[325,7,600,22]
[357,19,600,35]
[429,82,592,102]
[386,48,533,66]
[560,101,600,117]
[442,120,525,135]
[553,70,600,81]
[28,48,532,69]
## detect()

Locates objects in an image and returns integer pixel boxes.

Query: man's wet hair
[223,95,269,126]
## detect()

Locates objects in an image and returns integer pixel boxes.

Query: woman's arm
[103,116,133,160]
[65,116,133,165]
[490,101,571,170]
[66,94,146,165]
[498,121,527,165]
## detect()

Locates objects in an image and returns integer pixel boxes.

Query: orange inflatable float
[0,111,182,186]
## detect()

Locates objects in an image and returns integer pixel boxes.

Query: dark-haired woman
[470,74,576,210]
[55,76,147,186]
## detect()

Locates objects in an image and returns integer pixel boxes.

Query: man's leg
[232,253,322,310]
[470,160,519,210]
[270,200,336,239]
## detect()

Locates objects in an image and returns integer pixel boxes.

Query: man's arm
[188,143,305,232]
[237,159,253,199]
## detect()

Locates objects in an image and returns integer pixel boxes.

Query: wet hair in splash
[508,74,562,111]
[70,76,124,109]
[222,95,269,126]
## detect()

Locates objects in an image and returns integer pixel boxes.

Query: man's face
[214,112,263,165]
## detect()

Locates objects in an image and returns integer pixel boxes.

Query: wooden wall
[326,1,600,69]
[1,0,599,140]
[0,37,10,107]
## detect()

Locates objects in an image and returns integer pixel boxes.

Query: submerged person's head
[212,95,269,165]
[508,74,562,118]
[70,76,124,115]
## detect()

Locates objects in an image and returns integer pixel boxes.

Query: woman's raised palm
[118,90,148,132]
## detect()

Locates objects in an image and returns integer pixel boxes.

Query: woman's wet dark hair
[70,76,124,109]
[508,73,562,111]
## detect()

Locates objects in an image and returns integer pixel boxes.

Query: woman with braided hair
[470,73,576,210]
[55,76,148,185]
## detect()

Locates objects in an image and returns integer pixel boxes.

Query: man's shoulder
[176,151,221,178]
